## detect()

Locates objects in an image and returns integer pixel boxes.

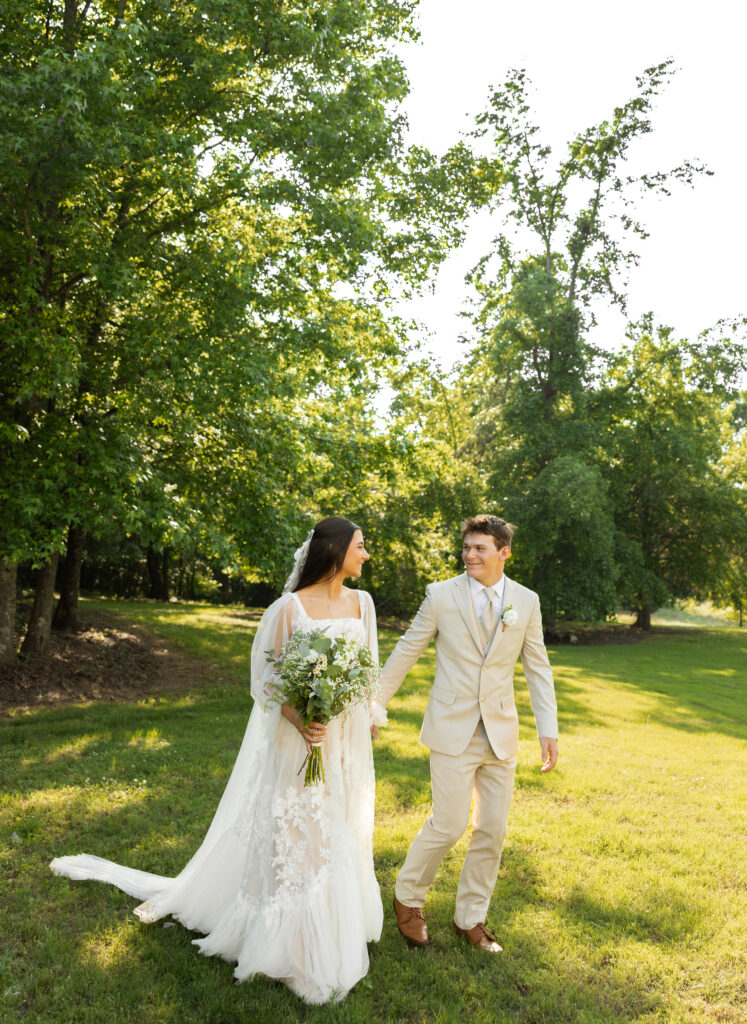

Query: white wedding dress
[50,590,384,1004]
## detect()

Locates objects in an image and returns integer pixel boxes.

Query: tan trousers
[395,720,516,929]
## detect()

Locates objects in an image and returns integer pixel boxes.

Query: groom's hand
[539,737,558,773]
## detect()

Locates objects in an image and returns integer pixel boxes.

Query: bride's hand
[281,704,326,753]
[302,721,327,749]
[370,724,379,740]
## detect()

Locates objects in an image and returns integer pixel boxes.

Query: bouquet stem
[305,741,325,786]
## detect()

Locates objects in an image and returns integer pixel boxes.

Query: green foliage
[3,19,742,629]
[459,63,741,623]
[708,406,747,625]
[354,360,486,616]
[504,455,618,621]
[0,0,464,583]
[472,62,706,319]
[601,322,747,619]
[464,262,616,620]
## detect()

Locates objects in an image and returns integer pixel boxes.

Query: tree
[601,322,746,627]
[706,393,747,627]
[461,61,706,621]
[711,546,747,628]
[1,1,471,658]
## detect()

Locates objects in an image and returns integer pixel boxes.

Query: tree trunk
[0,562,18,664]
[634,603,652,630]
[147,543,162,600]
[52,526,86,631]
[161,547,170,602]
[146,544,170,601]
[20,552,61,659]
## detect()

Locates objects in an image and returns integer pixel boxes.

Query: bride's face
[342,529,369,578]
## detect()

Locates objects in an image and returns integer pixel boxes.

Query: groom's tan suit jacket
[381,573,557,758]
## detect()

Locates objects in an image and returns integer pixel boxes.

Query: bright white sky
[395,0,746,368]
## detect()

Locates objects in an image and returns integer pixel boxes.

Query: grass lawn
[1,599,745,1024]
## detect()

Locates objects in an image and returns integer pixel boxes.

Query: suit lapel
[453,573,484,656]
[483,575,514,663]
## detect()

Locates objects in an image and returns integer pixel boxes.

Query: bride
[51,516,386,1004]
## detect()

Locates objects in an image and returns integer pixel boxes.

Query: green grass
[1,602,745,1024]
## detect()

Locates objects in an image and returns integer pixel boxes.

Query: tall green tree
[462,61,706,620]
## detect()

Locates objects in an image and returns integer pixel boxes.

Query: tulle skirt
[51,701,382,1004]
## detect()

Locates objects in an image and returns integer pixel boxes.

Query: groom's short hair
[461,515,515,550]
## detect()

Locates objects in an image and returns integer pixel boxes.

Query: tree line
[1,2,744,666]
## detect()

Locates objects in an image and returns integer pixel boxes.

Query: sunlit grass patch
[45,734,108,764]
[127,729,170,751]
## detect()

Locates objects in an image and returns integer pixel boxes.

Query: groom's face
[462,532,510,585]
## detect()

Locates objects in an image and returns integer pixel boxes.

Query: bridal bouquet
[266,629,380,786]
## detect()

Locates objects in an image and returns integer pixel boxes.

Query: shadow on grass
[365,837,699,1023]
[548,630,746,741]
[6,699,432,815]
[367,881,669,1024]
[373,749,431,810]
[561,884,702,945]
[499,844,704,944]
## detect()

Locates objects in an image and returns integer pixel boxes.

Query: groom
[380,514,558,953]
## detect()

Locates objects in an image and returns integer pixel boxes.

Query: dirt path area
[0,609,228,713]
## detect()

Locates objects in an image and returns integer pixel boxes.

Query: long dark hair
[293,516,360,591]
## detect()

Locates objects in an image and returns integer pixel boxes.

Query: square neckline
[291,589,364,622]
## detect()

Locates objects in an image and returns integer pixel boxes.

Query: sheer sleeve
[361,590,387,727]
[250,593,300,708]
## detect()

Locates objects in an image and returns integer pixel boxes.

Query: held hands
[539,736,558,773]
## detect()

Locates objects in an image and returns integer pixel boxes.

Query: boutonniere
[501,605,518,631]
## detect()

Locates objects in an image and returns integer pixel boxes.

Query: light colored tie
[481,587,498,639]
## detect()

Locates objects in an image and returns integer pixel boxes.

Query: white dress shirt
[468,574,506,624]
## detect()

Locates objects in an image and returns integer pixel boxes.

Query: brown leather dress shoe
[452,921,503,953]
[393,896,428,946]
